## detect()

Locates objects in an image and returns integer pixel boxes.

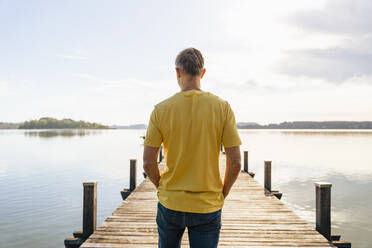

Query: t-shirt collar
[180,89,204,96]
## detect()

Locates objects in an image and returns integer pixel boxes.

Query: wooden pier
[69,153,351,248]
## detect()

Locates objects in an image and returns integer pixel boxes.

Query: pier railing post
[242,150,255,177]
[221,143,225,154]
[315,182,332,241]
[243,151,248,172]
[130,159,137,191]
[82,182,97,240]
[159,146,163,163]
[264,161,272,192]
[121,159,137,200]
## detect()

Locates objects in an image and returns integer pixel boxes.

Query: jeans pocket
[157,202,184,228]
[210,210,222,230]
[190,210,221,232]
[156,203,165,226]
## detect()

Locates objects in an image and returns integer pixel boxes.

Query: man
[143,48,242,248]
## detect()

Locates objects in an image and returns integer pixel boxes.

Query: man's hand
[222,146,241,199]
[143,145,161,188]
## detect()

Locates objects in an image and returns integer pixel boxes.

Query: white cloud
[0,81,9,96]
[57,49,89,60]
[57,54,87,60]
[292,0,372,35]
[279,38,372,82]
[279,0,372,82]
[206,73,372,124]
[2,0,372,124]
[26,73,180,125]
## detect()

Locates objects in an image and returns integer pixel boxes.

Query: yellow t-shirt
[144,90,241,213]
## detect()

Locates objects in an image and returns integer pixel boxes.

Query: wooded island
[18,117,110,129]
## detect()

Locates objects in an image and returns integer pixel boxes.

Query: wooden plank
[81,155,336,248]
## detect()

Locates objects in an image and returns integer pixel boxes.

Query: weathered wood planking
[81,155,335,248]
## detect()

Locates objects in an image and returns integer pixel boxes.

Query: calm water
[0,129,371,247]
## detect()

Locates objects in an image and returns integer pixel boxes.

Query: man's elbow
[143,162,151,172]
[225,146,241,173]
[232,160,241,173]
[228,158,241,173]
[143,146,159,172]
[143,161,156,172]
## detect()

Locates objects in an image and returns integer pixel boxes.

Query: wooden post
[64,238,81,248]
[130,159,137,191]
[221,143,225,154]
[315,182,332,241]
[243,151,248,173]
[82,182,97,240]
[333,241,352,248]
[121,159,137,200]
[72,231,83,239]
[159,146,163,163]
[264,161,272,192]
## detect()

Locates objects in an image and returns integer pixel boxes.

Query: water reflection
[24,130,102,138]
[278,130,372,136]
[1,129,371,248]
[276,173,372,248]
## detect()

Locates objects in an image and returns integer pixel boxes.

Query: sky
[1,0,372,125]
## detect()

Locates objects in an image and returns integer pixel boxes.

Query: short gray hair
[175,48,204,76]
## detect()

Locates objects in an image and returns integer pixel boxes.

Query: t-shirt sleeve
[144,107,163,147]
[222,102,242,148]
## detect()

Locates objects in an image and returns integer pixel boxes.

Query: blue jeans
[156,202,221,248]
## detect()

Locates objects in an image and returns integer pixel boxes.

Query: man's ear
[175,67,182,78]
[200,68,206,79]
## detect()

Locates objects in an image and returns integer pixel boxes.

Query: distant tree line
[110,124,147,129]
[237,121,372,129]
[3,119,372,130]
[0,122,20,129]
[18,117,110,129]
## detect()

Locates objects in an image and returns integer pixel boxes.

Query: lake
[0,129,371,247]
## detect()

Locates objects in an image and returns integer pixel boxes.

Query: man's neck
[181,86,201,91]
[180,79,201,91]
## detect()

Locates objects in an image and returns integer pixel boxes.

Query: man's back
[144,89,241,213]
[142,48,242,247]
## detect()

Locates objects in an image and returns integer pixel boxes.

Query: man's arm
[143,145,161,188]
[223,146,241,199]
